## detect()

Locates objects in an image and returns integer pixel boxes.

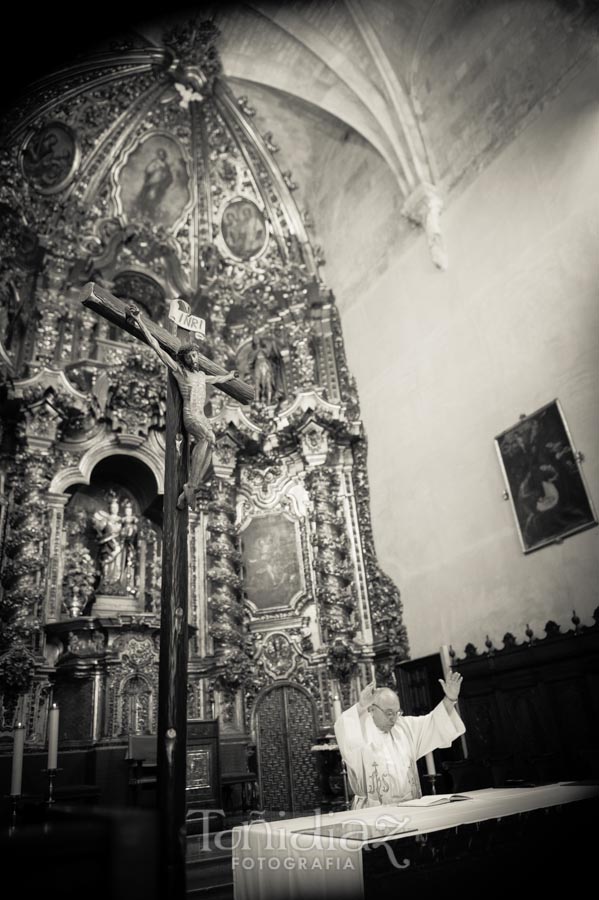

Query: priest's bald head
[369,686,401,733]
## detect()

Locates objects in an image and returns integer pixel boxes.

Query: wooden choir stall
[125,719,257,828]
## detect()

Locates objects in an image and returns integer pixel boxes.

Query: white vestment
[334,700,466,808]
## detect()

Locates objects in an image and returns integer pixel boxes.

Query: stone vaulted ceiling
[2,0,595,279]
[138,1,435,202]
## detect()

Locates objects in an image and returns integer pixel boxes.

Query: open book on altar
[394,794,472,807]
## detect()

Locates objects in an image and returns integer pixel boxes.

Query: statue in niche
[248,334,284,405]
[93,495,122,587]
[299,617,314,653]
[92,494,138,595]
[121,500,138,594]
[198,242,222,282]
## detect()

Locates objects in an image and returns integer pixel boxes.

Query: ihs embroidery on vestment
[367,762,391,804]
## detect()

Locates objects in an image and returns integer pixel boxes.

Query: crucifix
[80,282,253,898]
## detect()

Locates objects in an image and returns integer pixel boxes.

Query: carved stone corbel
[402,182,448,271]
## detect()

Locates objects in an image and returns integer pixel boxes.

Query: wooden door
[254,683,319,816]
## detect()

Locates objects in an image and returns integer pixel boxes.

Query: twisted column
[0,450,51,694]
[206,480,250,691]
[305,467,358,688]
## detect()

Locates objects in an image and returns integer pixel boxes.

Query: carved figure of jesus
[127,305,236,509]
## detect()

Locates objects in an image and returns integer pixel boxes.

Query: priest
[334,672,465,808]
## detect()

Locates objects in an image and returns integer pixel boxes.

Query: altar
[232,782,598,900]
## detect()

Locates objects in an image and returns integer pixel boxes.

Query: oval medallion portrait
[220,198,268,260]
[20,122,79,195]
[116,132,192,230]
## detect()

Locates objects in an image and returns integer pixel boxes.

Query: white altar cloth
[232,783,598,900]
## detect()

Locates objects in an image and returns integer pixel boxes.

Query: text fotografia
[233,856,357,872]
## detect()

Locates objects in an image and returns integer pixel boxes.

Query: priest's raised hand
[438,671,463,715]
[358,680,377,709]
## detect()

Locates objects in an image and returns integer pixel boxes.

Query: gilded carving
[187,748,211,790]
[62,512,97,618]
[0,450,52,697]
[352,439,409,664]
[261,633,296,679]
[207,478,250,693]
[20,122,80,195]
[0,24,406,745]
[67,630,105,656]
[104,348,168,436]
[299,421,329,467]
[163,16,222,88]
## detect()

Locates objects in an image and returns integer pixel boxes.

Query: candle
[11,722,25,795]
[440,644,452,677]
[332,695,343,723]
[425,751,436,776]
[47,704,59,770]
[440,644,469,758]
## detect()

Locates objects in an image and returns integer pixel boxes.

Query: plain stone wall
[234,14,598,660]
[341,56,599,658]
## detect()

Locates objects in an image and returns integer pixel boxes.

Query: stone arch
[49,434,164,495]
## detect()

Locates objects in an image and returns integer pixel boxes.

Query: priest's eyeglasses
[371,703,402,719]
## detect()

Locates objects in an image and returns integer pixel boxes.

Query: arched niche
[49,435,165,497]
[58,454,164,618]
[68,453,162,523]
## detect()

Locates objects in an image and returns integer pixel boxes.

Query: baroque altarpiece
[0,22,407,810]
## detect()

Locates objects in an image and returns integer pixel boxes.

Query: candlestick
[340,757,350,810]
[424,773,440,795]
[10,722,25,796]
[9,794,19,831]
[45,767,60,807]
[425,751,436,776]
[47,704,59,770]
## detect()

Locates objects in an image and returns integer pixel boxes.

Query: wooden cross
[80,282,252,899]
[80,282,253,403]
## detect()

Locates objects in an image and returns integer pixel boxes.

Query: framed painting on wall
[495,399,597,553]
[240,513,304,611]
